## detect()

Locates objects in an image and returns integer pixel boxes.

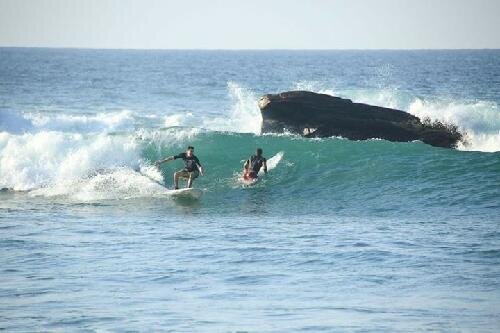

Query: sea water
[0,49,499,332]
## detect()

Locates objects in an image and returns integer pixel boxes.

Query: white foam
[456,132,500,152]
[0,124,212,199]
[408,99,500,152]
[1,81,263,138]
[159,83,263,135]
[201,82,262,134]
[26,110,135,133]
[296,81,406,110]
[30,167,168,201]
[164,112,194,127]
[139,164,165,184]
[295,81,337,97]
[135,127,202,153]
[0,131,141,191]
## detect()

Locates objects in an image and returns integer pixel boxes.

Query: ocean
[0,48,499,332]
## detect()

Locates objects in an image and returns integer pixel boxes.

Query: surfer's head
[256,148,263,156]
[186,146,194,156]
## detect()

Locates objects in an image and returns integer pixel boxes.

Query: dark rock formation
[258,91,462,148]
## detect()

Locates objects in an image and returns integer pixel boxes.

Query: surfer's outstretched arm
[263,160,268,174]
[155,156,174,166]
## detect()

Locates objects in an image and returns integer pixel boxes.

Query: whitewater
[0,49,499,332]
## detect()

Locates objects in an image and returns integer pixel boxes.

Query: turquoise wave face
[144,130,500,218]
[1,124,498,220]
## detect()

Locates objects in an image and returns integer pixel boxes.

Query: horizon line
[1,46,499,51]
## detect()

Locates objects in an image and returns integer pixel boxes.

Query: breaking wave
[1,82,498,202]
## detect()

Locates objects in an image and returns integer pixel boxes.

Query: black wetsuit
[248,155,266,174]
[174,153,202,172]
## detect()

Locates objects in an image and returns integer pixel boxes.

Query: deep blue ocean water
[1,48,499,332]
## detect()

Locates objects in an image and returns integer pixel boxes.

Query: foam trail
[30,168,168,201]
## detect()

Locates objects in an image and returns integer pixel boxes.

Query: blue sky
[0,0,499,49]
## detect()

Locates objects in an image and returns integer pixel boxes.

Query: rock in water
[258,91,462,148]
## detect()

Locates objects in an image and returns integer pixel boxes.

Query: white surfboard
[169,188,203,199]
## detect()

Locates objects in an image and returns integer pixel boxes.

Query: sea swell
[0,82,499,205]
[0,129,497,217]
[1,50,500,333]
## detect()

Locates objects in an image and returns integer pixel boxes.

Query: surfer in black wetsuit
[155,146,204,189]
[243,148,267,180]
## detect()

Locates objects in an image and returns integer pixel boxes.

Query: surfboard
[169,188,203,199]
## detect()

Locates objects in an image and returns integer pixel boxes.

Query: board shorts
[243,170,258,180]
[176,169,199,179]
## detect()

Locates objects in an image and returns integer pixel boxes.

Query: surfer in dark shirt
[155,146,204,189]
[243,148,267,180]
